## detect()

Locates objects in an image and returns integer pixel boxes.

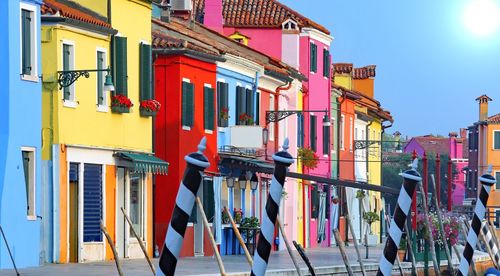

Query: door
[116,168,126,258]
[69,163,79,262]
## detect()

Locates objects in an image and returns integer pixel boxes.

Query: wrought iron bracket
[354,140,380,150]
[57,69,110,89]
[266,110,327,123]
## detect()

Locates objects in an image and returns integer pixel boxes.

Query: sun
[464,0,500,36]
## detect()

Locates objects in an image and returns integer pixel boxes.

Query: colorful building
[41,0,167,263]
[0,0,42,269]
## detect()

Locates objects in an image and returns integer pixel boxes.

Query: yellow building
[41,0,166,263]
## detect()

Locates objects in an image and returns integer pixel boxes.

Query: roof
[488,113,500,124]
[115,152,169,175]
[411,136,450,156]
[352,65,376,79]
[332,63,353,75]
[152,17,302,81]
[476,94,492,101]
[192,0,330,34]
[41,0,112,29]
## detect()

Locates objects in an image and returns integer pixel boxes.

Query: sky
[280,0,500,137]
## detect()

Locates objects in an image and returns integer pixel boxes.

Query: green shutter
[113,36,128,96]
[140,43,152,101]
[188,83,194,127]
[255,91,260,125]
[204,87,215,130]
[323,125,330,155]
[323,49,330,77]
[246,88,253,119]
[22,151,30,208]
[203,179,215,223]
[495,131,500,149]
[97,52,104,105]
[217,82,229,127]
[310,43,317,72]
[21,10,31,75]
[182,82,188,126]
[310,115,317,151]
[63,44,71,100]
[236,86,244,125]
[311,184,319,219]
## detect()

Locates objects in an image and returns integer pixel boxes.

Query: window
[297,114,304,148]
[310,43,317,73]
[311,184,319,218]
[323,117,330,155]
[310,114,317,151]
[269,95,275,141]
[496,172,500,190]
[340,115,345,150]
[62,43,75,102]
[246,88,254,120]
[96,50,106,107]
[113,36,128,96]
[182,81,194,128]
[204,85,215,131]
[494,131,500,150]
[217,82,229,127]
[129,172,144,239]
[255,91,260,125]
[203,179,215,223]
[140,43,152,101]
[235,86,254,125]
[21,4,37,80]
[21,148,35,219]
[323,49,330,78]
[83,164,103,242]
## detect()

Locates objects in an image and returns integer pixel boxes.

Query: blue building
[0,0,42,269]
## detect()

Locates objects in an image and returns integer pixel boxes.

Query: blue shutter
[83,164,103,242]
[69,163,79,182]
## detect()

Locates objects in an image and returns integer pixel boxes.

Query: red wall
[154,55,218,256]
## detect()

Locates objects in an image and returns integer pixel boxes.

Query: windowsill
[205,130,213,134]
[27,215,37,221]
[182,126,191,131]
[323,154,328,157]
[97,105,109,113]
[218,127,227,132]
[63,100,78,108]
[83,241,104,245]
[20,74,39,82]
[187,223,194,227]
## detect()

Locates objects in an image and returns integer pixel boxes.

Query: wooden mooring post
[100,220,123,276]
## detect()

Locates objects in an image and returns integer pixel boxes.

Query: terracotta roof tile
[42,0,111,29]
[352,65,376,79]
[193,0,330,34]
[488,113,500,123]
[412,136,450,156]
[332,63,353,74]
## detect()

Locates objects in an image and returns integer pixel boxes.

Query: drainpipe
[273,81,292,153]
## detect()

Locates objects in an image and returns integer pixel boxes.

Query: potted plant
[139,99,161,117]
[222,209,230,224]
[363,211,380,245]
[297,147,319,169]
[111,94,133,113]
[234,208,243,224]
[219,107,230,127]
[356,190,366,199]
[398,236,407,261]
[238,113,254,125]
[240,216,260,255]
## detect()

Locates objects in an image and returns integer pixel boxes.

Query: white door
[116,167,126,258]
[194,183,204,256]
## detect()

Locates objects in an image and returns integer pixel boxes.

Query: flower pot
[112,105,130,114]
[398,250,406,261]
[140,108,157,117]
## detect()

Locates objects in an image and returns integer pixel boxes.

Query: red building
[152,19,220,257]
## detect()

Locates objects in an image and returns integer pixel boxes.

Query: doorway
[116,167,126,258]
[194,183,204,256]
[69,163,79,262]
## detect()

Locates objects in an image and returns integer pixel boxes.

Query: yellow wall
[368,119,382,235]
[41,1,153,161]
[487,124,500,206]
[77,0,107,17]
[334,74,352,90]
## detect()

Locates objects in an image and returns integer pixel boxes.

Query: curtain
[317,191,327,243]
[213,176,223,244]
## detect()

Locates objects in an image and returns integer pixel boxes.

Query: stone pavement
[1,245,385,275]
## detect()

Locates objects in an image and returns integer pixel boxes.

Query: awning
[115,152,169,175]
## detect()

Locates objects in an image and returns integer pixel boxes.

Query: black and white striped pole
[482,220,500,266]
[377,158,421,276]
[157,138,210,276]
[458,165,496,276]
[251,138,294,276]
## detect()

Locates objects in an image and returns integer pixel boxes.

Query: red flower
[111,94,133,108]
[140,99,161,112]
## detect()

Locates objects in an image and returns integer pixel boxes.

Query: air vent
[171,0,192,11]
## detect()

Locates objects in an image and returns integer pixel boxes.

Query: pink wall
[223,27,283,60]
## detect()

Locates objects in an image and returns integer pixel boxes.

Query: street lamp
[262,127,269,145]
[238,171,247,190]
[322,114,331,127]
[58,67,115,90]
[104,72,115,92]
[250,173,259,191]
[226,177,235,189]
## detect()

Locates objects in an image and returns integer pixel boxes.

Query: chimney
[476,94,492,121]
[204,0,223,33]
[460,128,467,139]
[169,0,193,21]
[448,132,458,138]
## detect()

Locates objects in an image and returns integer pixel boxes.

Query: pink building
[403,130,469,205]
[196,0,334,248]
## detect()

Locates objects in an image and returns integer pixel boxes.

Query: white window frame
[340,115,345,150]
[19,3,38,82]
[96,47,108,112]
[128,172,146,241]
[493,130,500,150]
[61,40,77,108]
[21,146,36,220]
